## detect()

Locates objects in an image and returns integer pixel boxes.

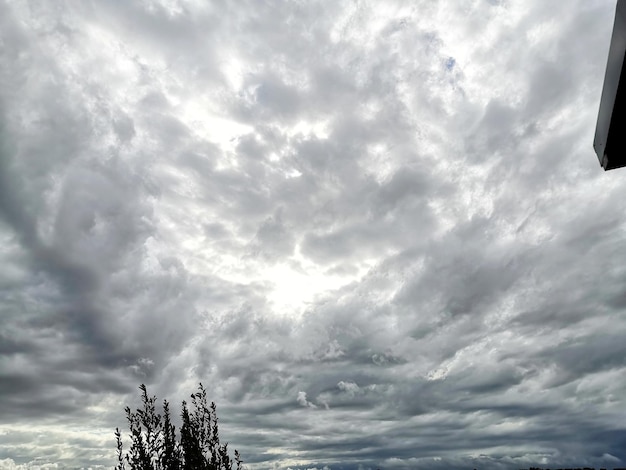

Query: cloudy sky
[1,1,626,469]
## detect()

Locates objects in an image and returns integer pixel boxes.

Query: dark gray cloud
[1,1,626,470]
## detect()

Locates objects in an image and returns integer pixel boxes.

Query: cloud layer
[1,1,625,469]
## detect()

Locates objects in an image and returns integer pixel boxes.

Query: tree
[115,383,243,470]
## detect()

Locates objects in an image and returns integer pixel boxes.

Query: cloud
[1,1,626,469]
[297,391,317,409]
[337,381,360,397]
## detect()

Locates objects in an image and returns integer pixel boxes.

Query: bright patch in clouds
[263,257,374,317]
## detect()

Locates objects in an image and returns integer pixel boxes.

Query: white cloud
[337,381,360,397]
[297,391,317,409]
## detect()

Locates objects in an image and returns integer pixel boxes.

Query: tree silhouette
[115,383,243,470]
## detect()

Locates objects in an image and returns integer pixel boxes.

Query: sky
[1,0,626,469]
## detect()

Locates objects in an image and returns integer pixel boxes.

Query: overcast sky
[1,1,626,469]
